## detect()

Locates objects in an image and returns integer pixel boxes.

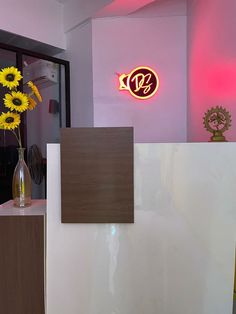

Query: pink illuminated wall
[64,0,236,143]
[188,0,236,142]
[62,0,188,143]
[92,15,187,143]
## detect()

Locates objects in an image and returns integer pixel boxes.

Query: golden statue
[203,106,231,142]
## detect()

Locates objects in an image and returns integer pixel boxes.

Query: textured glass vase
[12,148,32,208]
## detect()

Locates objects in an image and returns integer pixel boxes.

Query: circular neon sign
[119,66,159,100]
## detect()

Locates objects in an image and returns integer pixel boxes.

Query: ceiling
[0,0,180,56]
[95,0,156,17]
[55,0,159,17]
[54,0,68,3]
[0,30,63,56]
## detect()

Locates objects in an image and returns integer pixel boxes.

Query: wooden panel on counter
[0,215,45,314]
[61,127,134,223]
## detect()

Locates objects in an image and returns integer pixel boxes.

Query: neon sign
[119,66,159,100]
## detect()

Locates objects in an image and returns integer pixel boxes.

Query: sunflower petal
[28,97,37,110]
[0,111,21,130]
[4,91,29,113]
[0,66,22,90]
[27,81,42,102]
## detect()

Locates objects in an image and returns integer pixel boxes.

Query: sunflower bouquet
[0,66,42,147]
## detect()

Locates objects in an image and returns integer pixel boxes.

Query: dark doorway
[0,43,70,203]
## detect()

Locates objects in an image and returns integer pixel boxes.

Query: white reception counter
[46,143,236,314]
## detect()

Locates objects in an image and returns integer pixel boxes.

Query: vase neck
[17,147,25,160]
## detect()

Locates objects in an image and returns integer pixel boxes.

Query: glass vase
[12,147,32,208]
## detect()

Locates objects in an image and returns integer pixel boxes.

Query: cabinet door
[61,127,134,223]
[0,216,44,314]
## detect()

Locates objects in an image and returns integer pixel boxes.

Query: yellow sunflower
[27,81,42,102]
[28,97,37,110]
[0,112,20,130]
[4,91,29,112]
[0,66,22,90]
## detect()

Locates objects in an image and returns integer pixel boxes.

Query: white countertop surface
[0,199,46,216]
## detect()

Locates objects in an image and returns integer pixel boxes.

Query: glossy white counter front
[46,143,236,314]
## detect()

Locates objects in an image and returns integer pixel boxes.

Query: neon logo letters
[119,66,159,100]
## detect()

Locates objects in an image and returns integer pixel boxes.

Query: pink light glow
[95,0,155,17]
[207,63,236,98]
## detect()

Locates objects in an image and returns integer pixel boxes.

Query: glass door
[22,55,68,198]
[0,49,18,204]
[0,43,70,203]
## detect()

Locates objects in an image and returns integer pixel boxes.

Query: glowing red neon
[119,66,159,100]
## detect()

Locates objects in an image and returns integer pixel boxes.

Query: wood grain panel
[0,216,44,314]
[61,127,134,223]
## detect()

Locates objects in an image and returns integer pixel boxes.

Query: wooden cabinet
[60,127,134,223]
[0,200,46,314]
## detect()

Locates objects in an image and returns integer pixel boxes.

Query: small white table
[0,199,46,216]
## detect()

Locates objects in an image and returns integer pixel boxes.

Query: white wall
[187,0,236,141]
[0,0,66,49]
[63,0,188,141]
[63,0,112,32]
[63,21,94,127]
[92,16,187,142]
[47,143,236,314]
